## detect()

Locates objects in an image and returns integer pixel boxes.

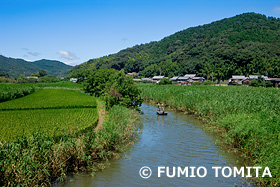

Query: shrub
[191,82,202,85]
[203,80,216,85]
[158,78,172,85]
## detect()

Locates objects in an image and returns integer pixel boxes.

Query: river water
[60,103,255,187]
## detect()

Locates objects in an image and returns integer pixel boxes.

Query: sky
[0,0,280,66]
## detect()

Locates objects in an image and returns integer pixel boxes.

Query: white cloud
[57,50,78,60]
[273,6,280,14]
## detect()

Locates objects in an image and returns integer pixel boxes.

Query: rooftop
[184,74,196,78]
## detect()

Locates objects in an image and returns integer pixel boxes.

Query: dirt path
[95,100,105,132]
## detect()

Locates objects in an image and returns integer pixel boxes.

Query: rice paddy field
[34,81,82,89]
[0,89,98,142]
[139,84,280,186]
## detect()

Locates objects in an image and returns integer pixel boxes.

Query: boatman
[157,102,161,111]
[161,103,165,112]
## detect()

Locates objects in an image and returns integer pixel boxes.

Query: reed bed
[0,83,36,102]
[139,84,280,186]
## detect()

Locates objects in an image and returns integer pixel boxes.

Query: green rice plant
[0,89,96,110]
[0,108,98,142]
[0,89,98,142]
[34,81,82,89]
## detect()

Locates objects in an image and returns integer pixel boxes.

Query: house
[184,74,196,78]
[127,72,138,76]
[70,78,78,83]
[152,76,164,80]
[177,76,190,83]
[26,76,38,79]
[152,76,165,83]
[269,78,280,88]
[170,77,179,82]
[141,78,152,82]
[261,75,269,80]
[229,75,247,85]
[192,77,205,83]
[242,75,258,85]
[249,75,259,80]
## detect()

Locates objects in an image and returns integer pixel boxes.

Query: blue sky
[0,0,280,66]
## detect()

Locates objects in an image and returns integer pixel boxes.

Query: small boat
[157,110,168,115]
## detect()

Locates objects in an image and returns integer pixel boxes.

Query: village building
[141,78,153,82]
[127,72,138,76]
[184,74,196,78]
[269,78,280,88]
[228,75,280,87]
[170,77,179,82]
[152,76,165,83]
[228,75,246,85]
[177,76,190,83]
[242,75,258,85]
[26,76,38,79]
[170,74,204,84]
[192,77,205,83]
[70,78,78,83]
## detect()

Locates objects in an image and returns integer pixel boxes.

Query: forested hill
[0,55,72,77]
[71,13,280,80]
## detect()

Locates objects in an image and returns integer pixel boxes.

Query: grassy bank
[0,89,140,186]
[139,84,280,186]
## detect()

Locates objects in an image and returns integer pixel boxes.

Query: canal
[60,103,255,186]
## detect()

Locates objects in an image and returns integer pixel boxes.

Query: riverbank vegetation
[0,83,36,102]
[140,84,280,186]
[0,86,140,186]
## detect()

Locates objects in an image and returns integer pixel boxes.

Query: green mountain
[0,55,72,77]
[71,12,280,80]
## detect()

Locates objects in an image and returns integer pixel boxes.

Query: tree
[104,71,143,109]
[38,70,47,77]
[83,68,118,97]
[0,70,9,78]
[83,69,143,109]
[38,75,61,83]
[158,78,172,85]
[17,75,28,83]
[68,69,91,83]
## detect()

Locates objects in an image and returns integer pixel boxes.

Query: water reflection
[156,115,165,126]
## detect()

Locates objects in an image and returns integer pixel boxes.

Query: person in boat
[157,102,161,111]
[161,103,165,113]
